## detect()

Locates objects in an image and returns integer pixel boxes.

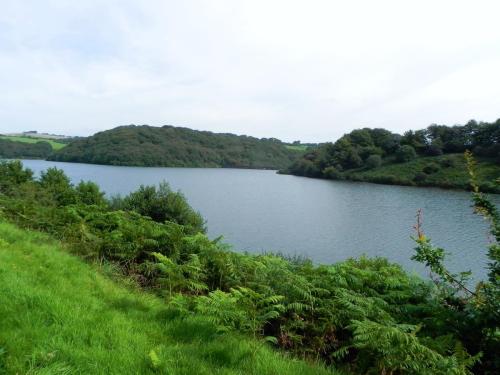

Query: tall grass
[0,221,333,375]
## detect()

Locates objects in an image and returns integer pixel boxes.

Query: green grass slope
[0,135,66,150]
[346,154,500,192]
[0,221,333,375]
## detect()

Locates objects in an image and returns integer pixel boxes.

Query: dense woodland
[49,125,301,169]
[0,138,53,159]
[283,119,500,192]
[0,160,498,374]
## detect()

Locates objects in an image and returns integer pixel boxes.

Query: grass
[0,135,66,150]
[284,144,309,151]
[346,154,500,192]
[0,221,335,375]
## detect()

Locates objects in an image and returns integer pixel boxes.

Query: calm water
[21,159,500,281]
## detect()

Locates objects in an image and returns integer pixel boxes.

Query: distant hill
[49,125,302,169]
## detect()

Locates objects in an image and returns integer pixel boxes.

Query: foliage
[323,166,342,179]
[0,221,331,375]
[396,145,417,163]
[49,124,303,169]
[423,162,441,174]
[349,154,499,193]
[0,135,67,150]
[0,160,33,193]
[284,119,500,192]
[365,154,382,169]
[75,181,107,206]
[112,182,205,234]
[39,167,78,206]
[0,160,498,374]
[410,151,500,374]
[0,137,53,159]
[413,172,428,183]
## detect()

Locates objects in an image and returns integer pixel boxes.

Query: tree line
[284,119,500,182]
[0,138,53,159]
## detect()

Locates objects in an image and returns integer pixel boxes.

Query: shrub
[0,160,33,193]
[423,162,440,174]
[395,145,417,163]
[440,157,456,168]
[38,167,77,206]
[114,182,205,234]
[365,154,382,169]
[322,166,341,179]
[75,181,106,206]
[425,144,444,156]
[413,172,428,183]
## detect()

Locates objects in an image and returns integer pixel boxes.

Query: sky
[0,0,499,142]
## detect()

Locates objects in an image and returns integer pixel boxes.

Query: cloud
[0,0,499,141]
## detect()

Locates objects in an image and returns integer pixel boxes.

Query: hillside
[0,138,54,159]
[0,135,67,150]
[0,221,332,375]
[49,125,302,169]
[0,135,67,160]
[346,153,500,192]
[283,120,500,193]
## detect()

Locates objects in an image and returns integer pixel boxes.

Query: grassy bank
[0,221,332,375]
[345,154,500,192]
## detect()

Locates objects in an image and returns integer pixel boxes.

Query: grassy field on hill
[0,221,332,375]
[0,135,66,150]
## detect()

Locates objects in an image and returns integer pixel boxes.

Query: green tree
[323,166,341,179]
[395,145,417,162]
[0,160,33,193]
[75,181,106,206]
[365,154,382,169]
[117,182,205,234]
[38,167,76,206]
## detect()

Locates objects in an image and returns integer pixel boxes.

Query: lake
[21,159,500,281]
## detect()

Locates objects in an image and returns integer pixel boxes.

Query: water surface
[22,159,499,281]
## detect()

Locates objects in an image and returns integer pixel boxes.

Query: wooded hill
[282,119,500,192]
[49,125,302,169]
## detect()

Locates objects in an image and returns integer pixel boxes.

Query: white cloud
[0,0,499,141]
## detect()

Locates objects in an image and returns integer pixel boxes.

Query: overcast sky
[1,0,499,142]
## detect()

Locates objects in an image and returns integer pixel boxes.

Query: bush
[413,172,428,183]
[425,144,444,156]
[365,154,382,169]
[440,157,456,168]
[114,182,205,234]
[38,167,77,206]
[75,181,106,206]
[423,162,440,174]
[322,166,341,179]
[395,145,417,163]
[0,160,33,193]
